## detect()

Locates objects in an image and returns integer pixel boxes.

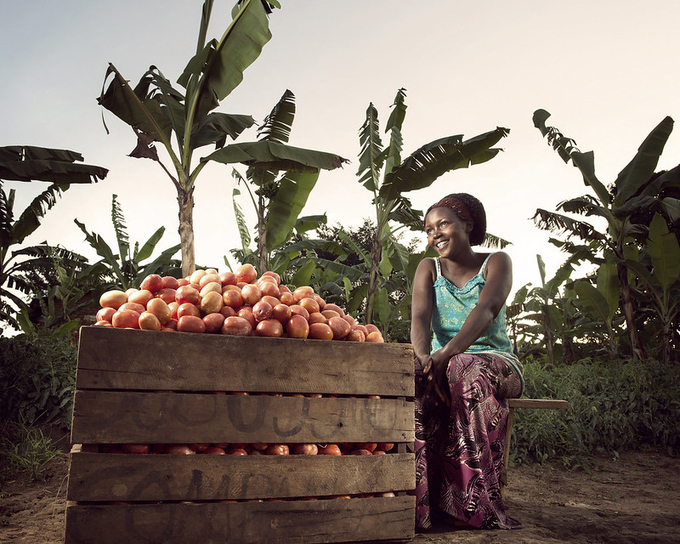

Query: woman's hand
[422,350,450,408]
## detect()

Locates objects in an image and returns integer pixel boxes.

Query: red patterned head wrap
[425,193,487,246]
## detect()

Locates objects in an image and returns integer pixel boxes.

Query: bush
[0,421,63,484]
[511,357,680,466]
[0,334,77,429]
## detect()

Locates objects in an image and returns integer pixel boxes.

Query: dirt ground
[0,449,678,544]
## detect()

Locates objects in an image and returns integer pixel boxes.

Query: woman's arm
[433,251,513,363]
[410,258,436,365]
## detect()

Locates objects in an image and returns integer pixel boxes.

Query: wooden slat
[67,451,415,502]
[76,327,415,397]
[71,392,414,445]
[65,496,415,544]
[508,398,569,410]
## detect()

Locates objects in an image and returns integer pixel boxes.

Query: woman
[411,193,524,530]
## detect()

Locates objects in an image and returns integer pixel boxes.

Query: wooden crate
[65,326,416,544]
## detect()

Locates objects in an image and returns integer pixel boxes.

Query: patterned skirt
[414,352,523,530]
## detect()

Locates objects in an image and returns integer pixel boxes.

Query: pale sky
[2,0,680,297]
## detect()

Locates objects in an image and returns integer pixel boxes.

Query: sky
[2,0,680,298]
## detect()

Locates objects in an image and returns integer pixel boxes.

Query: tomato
[128,289,153,307]
[249,443,269,452]
[146,298,172,324]
[261,270,281,285]
[220,305,237,318]
[94,320,113,327]
[176,285,200,305]
[240,284,262,305]
[237,307,255,327]
[323,303,344,316]
[328,316,351,340]
[176,278,190,287]
[256,319,283,338]
[161,276,179,290]
[352,324,368,336]
[346,329,365,342]
[112,309,140,329]
[342,314,356,328]
[140,274,163,293]
[190,269,207,285]
[96,307,116,323]
[258,280,280,298]
[279,291,295,306]
[177,302,201,319]
[177,315,206,334]
[236,263,258,284]
[163,319,178,330]
[293,286,314,303]
[118,302,146,315]
[122,444,150,454]
[309,322,333,340]
[299,297,320,314]
[188,443,210,452]
[289,305,310,320]
[351,448,374,455]
[252,300,273,322]
[271,303,291,324]
[365,324,380,335]
[200,291,224,314]
[318,444,342,456]
[285,315,309,339]
[356,442,377,452]
[292,444,318,455]
[365,331,385,343]
[227,448,248,456]
[138,311,162,331]
[308,312,327,325]
[321,309,341,321]
[168,301,179,319]
[199,273,221,288]
[377,442,395,452]
[200,447,226,455]
[156,287,177,304]
[221,316,253,336]
[99,290,128,309]
[199,281,222,298]
[163,444,196,455]
[313,294,326,310]
[222,288,244,309]
[265,444,289,455]
[203,312,225,333]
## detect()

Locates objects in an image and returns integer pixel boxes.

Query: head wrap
[425,193,487,246]
[426,195,473,223]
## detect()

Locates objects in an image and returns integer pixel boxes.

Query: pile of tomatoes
[94,264,384,342]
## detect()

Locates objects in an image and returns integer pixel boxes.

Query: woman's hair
[425,193,487,246]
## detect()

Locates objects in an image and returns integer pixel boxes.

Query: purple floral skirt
[414,352,523,530]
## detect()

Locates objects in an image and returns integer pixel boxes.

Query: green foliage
[511,358,680,466]
[0,421,63,483]
[0,334,77,429]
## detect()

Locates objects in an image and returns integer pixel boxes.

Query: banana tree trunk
[257,195,268,275]
[178,188,196,278]
[365,233,382,326]
[617,262,643,358]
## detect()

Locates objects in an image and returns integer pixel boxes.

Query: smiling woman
[410,192,524,531]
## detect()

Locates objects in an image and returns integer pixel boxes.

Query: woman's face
[424,206,472,256]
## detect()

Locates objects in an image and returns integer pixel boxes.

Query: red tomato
[377,442,395,452]
[346,329,365,342]
[308,312,327,325]
[299,297,320,314]
[161,276,179,290]
[356,442,377,452]
[309,322,333,340]
[258,280,280,298]
[156,288,177,304]
[199,282,222,298]
[265,444,289,455]
[293,286,314,303]
[261,270,281,285]
[365,331,385,343]
[314,294,326,310]
[122,444,150,454]
[289,305,310,320]
[220,305,237,318]
[252,300,273,322]
[237,307,255,327]
[189,443,210,452]
[94,320,113,327]
[200,291,224,314]
[285,315,309,339]
[96,307,116,323]
[321,309,341,321]
[352,324,369,336]
[351,449,373,455]
[279,291,295,306]
[199,273,221,288]
[318,444,342,456]
[227,448,248,456]
[342,314,356,328]
[168,301,179,319]
[292,444,318,455]
[241,283,262,306]
[365,324,380,335]
[176,285,200,305]
[146,298,172,324]
[221,316,253,336]
[176,278,190,287]
[190,269,207,285]
[323,303,345,316]
[118,302,146,314]
[163,444,196,455]
[128,289,153,307]
[236,263,258,284]
[140,274,163,293]
[177,315,206,334]
[219,271,237,286]
[203,312,226,333]
[177,302,201,319]
[327,316,351,339]
[138,311,162,331]
[256,319,283,338]
[200,447,226,455]
[271,304,291,324]
[163,318,178,330]
[222,289,244,309]
[112,309,140,329]
[373,450,386,455]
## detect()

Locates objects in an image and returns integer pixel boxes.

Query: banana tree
[356,88,510,327]
[97,0,280,277]
[533,109,679,359]
[207,89,348,274]
[75,194,181,290]
[0,145,107,330]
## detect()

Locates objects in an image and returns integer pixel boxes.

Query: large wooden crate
[65,326,416,544]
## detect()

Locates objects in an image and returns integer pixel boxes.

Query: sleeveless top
[431,255,524,389]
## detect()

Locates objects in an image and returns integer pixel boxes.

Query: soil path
[1,450,678,543]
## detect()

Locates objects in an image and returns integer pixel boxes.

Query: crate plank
[67,451,415,502]
[65,496,415,544]
[71,392,414,445]
[76,327,415,397]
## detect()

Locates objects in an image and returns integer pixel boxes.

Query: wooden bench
[501,398,569,486]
